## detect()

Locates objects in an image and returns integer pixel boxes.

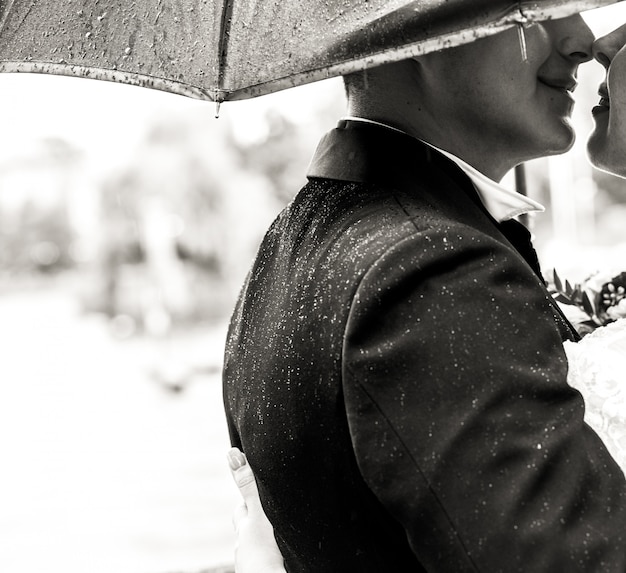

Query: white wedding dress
[564,318,626,472]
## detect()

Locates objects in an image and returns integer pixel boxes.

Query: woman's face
[588,23,626,177]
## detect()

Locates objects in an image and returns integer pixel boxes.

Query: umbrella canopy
[0,0,620,102]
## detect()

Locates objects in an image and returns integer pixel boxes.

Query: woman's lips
[592,100,610,117]
[593,83,610,116]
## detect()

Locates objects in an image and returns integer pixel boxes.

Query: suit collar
[340,116,544,222]
[308,119,543,223]
[307,119,475,199]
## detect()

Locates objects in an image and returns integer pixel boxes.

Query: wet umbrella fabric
[0,0,620,102]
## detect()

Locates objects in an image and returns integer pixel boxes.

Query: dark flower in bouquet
[550,269,626,336]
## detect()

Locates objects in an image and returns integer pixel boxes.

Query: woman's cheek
[608,45,626,108]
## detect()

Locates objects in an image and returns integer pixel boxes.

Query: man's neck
[340,115,545,224]
[344,112,515,182]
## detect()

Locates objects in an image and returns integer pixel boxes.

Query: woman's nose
[593,23,626,69]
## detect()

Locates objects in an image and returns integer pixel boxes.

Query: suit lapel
[307,121,581,342]
[498,219,543,279]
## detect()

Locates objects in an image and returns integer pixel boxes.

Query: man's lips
[539,77,578,94]
[538,77,577,107]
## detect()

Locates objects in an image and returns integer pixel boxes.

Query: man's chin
[539,122,576,157]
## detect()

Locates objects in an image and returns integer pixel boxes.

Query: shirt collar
[341,116,544,223]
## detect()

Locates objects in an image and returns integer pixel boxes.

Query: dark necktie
[498,218,581,340]
[498,218,543,281]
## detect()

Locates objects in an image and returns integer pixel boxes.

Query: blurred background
[1,4,626,572]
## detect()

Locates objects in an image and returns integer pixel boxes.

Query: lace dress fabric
[564,318,626,471]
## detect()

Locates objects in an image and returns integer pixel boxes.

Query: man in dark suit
[223,14,626,571]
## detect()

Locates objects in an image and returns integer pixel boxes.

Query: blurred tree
[0,137,82,277]
[235,110,310,205]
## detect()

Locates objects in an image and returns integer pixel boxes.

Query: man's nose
[592,23,626,69]
[557,14,595,63]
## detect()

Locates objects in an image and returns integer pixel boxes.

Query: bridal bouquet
[551,269,626,335]
[551,270,626,472]
[563,317,626,471]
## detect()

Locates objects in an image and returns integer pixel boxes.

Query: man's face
[414,15,594,177]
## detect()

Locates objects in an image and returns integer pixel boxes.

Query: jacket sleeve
[342,224,626,572]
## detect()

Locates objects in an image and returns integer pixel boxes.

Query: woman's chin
[588,123,612,174]
[587,140,626,178]
[588,112,626,178]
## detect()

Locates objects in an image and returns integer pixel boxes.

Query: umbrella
[0,0,621,105]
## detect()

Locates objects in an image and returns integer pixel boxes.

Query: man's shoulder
[287,175,485,236]
[253,176,493,288]
[275,178,430,252]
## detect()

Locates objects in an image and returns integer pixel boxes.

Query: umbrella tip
[214,89,225,119]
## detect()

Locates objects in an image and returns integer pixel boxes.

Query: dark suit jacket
[223,121,626,571]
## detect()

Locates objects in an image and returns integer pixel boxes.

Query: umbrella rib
[216,0,236,101]
[0,0,38,38]
[0,0,16,36]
